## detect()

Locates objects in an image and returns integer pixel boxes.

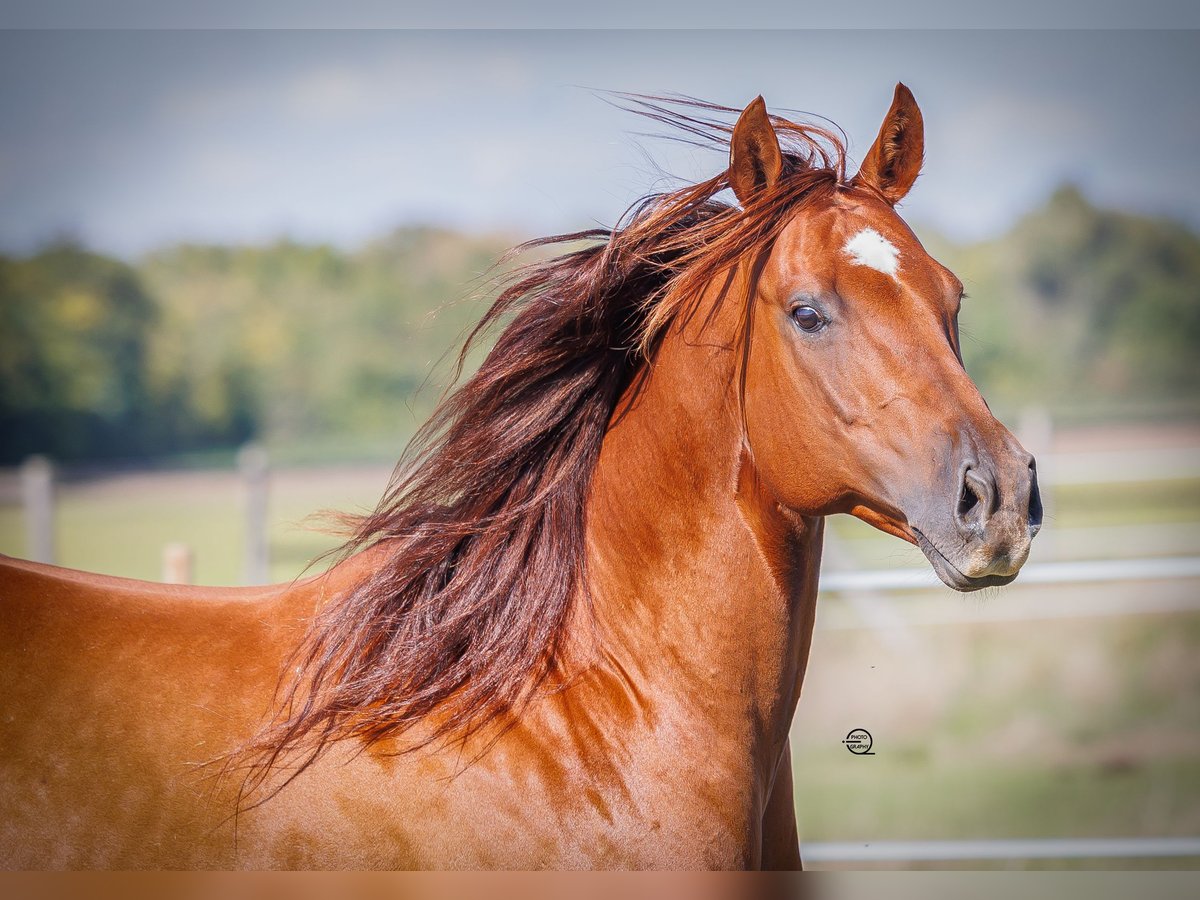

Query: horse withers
[0,85,1040,869]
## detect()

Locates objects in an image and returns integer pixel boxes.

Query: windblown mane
[234,96,847,801]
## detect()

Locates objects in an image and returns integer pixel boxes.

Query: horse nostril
[956,466,997,533]
[956,467,990,531]
[1027,463,1044,533]
[957,480,980,519]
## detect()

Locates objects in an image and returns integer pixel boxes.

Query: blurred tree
[0,243,159,462]
[2,191,1196,465]
[137,227,514,456]
[0,242,264,462]
[934,185,1200,421]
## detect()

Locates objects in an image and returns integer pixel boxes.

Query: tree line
[1,186,1197,465]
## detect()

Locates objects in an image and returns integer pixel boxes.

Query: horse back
[0,555,315,867]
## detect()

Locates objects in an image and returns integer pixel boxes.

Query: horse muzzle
[911,444,1043,592]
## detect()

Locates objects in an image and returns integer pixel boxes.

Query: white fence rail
[803,836,1200,864]
[819,555,1200,594]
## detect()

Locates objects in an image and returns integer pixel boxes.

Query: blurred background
[0,28,1198,868]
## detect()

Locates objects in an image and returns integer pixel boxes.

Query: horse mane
[233,95,847,802]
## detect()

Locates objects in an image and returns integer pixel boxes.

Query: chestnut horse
[0,85,1040,869]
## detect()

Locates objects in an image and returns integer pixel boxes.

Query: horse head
[731,86,1042,590]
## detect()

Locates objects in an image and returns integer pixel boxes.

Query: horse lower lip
[912,528,1019,592]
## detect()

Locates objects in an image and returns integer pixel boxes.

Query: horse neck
[580,284,824,776]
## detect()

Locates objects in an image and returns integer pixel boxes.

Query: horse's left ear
[729,96,783,205]
[852,83,924,205]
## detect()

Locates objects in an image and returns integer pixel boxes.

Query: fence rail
[819,555,1200,594]
[803,836,1200,863]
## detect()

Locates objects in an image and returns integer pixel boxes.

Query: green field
[791,605,1200,867]
[0,462,393,585]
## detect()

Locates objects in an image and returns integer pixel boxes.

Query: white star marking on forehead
[843,228,900,278]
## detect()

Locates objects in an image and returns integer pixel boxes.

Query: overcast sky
[1,29,1197,258]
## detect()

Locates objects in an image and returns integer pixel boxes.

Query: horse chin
[912,528,1020,593]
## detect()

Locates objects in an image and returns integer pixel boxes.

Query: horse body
[0,86,1041,869]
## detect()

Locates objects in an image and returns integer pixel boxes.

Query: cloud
[285,65,378,122]
[1,30,1197,258]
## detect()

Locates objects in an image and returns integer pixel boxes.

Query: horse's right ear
[729,96,783,205]
[851,83,924,205]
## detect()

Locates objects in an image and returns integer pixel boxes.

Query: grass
[0,463,391,584]
[1051,480,1200,527]
[796,756,1200,869]
[795,756,1200,843]
[791,603,1200,863]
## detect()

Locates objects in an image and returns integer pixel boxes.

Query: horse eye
[791,305,825,332]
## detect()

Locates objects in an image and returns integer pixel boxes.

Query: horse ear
[852,83,924,205]
[729,96,783,204]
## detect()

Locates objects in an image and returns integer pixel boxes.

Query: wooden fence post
[238,443,270,585]
[162,542,194,585]
[20,455,55,564]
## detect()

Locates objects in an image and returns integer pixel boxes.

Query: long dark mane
[234,96,847,802]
